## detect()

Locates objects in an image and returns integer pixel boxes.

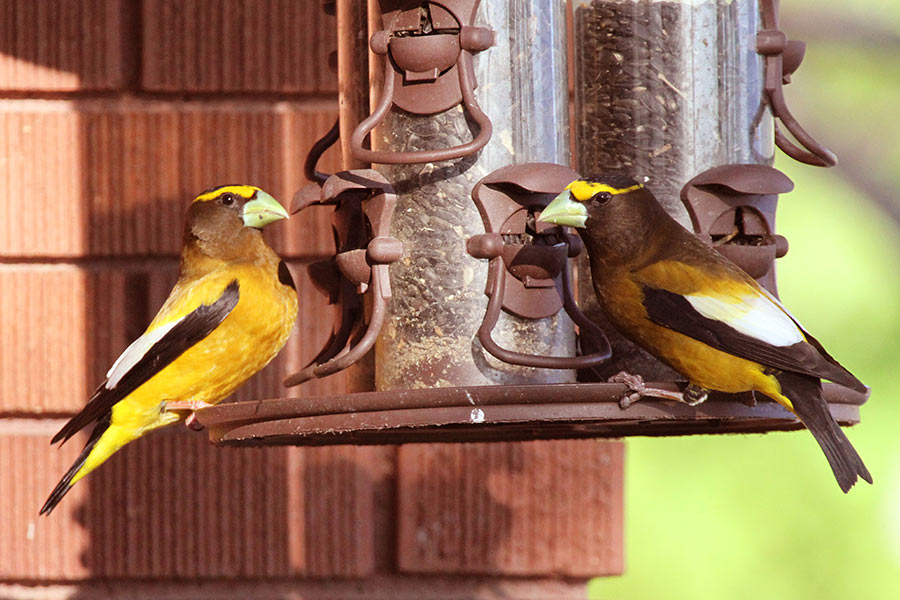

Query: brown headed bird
[41,185,298,515]
[538,174,871,492]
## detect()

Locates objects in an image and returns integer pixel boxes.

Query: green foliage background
[589,2,900,597]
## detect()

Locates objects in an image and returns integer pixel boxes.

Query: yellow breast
[112,263,298,432]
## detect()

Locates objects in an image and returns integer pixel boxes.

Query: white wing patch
[685,291,804,347]
[104,319,181,389]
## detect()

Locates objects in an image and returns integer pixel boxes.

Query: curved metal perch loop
[304,117,341,185]
[758,0,837,167]
[477,241,611,370]
[350,43,492,164]
[467,162,611,370]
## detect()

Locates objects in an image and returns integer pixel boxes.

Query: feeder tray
[196,382,866,447]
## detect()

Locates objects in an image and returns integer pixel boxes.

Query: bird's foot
[682,383,710,407]
[184,413,205,431]
[608,371,644,409]
[608,371,687,409]
[164,400,214,431]
[164,400,215,411]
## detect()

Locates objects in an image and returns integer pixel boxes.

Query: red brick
[397,440,624,577]
[0,1,133,91]
[0,427,92,578]
[0,261,345,415]
[0,101,340,258]
[1,429,381,579]
[0,104,85,256]
[1,266,97,414]
[141,0,337,93]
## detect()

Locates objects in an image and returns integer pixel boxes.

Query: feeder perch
[758,0,838,166]
[350,0,494,164]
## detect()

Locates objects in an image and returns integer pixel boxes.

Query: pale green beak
[241,190,289,228]
[537,190,588,228]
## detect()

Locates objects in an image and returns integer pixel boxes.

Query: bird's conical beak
[537,190,588,229]
[241,191,290,228]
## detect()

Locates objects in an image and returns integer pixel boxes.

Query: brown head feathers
[183,185,279,264]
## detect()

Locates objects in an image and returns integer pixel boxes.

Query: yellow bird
[41,185,298,515]
[539,174,871,492]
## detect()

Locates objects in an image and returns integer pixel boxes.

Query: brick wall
[0,2,622,597]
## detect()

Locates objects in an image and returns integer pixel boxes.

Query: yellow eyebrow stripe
[565,180,642,202]
[194,185,260,203]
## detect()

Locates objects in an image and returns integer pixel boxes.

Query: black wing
[641,285,866,392]
[51,280,240,445]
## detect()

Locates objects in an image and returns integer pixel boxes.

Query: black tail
[40,411,111,515]
[777,372,872,492]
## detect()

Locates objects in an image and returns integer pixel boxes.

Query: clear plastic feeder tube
[374,0,575,390]
[572,0,773,224]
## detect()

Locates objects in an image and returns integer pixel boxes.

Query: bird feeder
[197,0,866,446]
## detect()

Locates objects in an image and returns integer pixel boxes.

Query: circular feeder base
[196,382,866,447]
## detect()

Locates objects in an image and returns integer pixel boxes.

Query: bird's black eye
[220,193,235,206]
[593,191,612,205]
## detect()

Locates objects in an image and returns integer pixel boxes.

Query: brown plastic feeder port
[681,163,793,293]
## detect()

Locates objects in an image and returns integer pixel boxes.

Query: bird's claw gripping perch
[608,372,709,409]
[164,400,215,431]
[184,414,205,431]
[682,383,709,406]
[608,371,684,408]
[608,371,646,408]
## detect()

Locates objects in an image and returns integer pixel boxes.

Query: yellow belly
[599,273,788,407]
[643,325,773,394]
[111,266,297,434]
